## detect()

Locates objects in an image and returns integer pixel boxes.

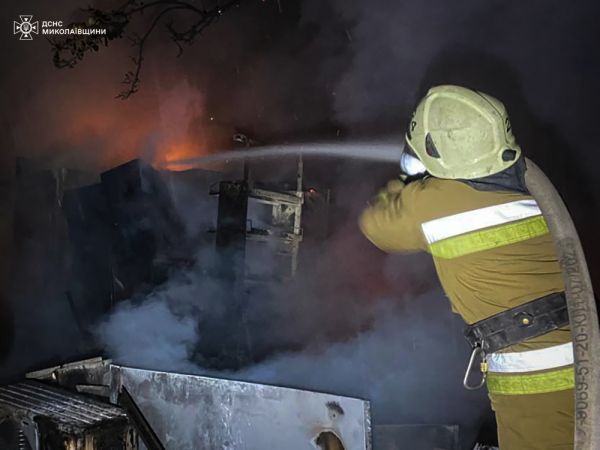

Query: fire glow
[154,142,205,171]
[13,71,212,172]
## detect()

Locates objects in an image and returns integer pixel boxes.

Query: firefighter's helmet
[405,85,521,179]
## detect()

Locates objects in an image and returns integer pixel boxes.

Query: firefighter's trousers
[490,387,573,449]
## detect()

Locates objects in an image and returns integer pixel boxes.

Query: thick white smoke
[94,243,489,444]
[96,285,489,423]
[96,299,198,374]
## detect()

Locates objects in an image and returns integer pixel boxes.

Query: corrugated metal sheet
[0,381,127,428]
[0,380,136,450]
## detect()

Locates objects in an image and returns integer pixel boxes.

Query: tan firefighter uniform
[359,85,575,450]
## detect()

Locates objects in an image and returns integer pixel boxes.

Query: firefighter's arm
[358,180,426,253]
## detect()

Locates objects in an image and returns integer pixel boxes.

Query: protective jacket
[359,171,574,449]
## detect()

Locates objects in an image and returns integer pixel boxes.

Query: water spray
[166,141,404,168]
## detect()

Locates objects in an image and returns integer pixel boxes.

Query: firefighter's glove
[372,178,405,207]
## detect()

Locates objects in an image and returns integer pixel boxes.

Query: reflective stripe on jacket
[421,199,549,259]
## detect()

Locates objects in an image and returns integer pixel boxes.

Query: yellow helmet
[405,85,521,179]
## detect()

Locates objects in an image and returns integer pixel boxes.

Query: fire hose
[525,158,600,450]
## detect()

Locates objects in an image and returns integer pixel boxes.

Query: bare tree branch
[49,0,245,99]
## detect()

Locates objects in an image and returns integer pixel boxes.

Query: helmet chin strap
[400,152,427,176]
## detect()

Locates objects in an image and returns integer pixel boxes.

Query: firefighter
[359,85,574,450]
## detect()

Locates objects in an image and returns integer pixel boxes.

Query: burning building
[2,151,489,449]
[1,154,383,449]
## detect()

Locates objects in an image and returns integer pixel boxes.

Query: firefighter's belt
[464,292,569,354]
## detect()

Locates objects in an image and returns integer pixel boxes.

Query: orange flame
[154,142,205,171]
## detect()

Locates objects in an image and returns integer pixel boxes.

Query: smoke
[149,80,208,168]
[96,297,199,373]
[234,294,483,427]
[9,72,211,171]
[97,282,489,428]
